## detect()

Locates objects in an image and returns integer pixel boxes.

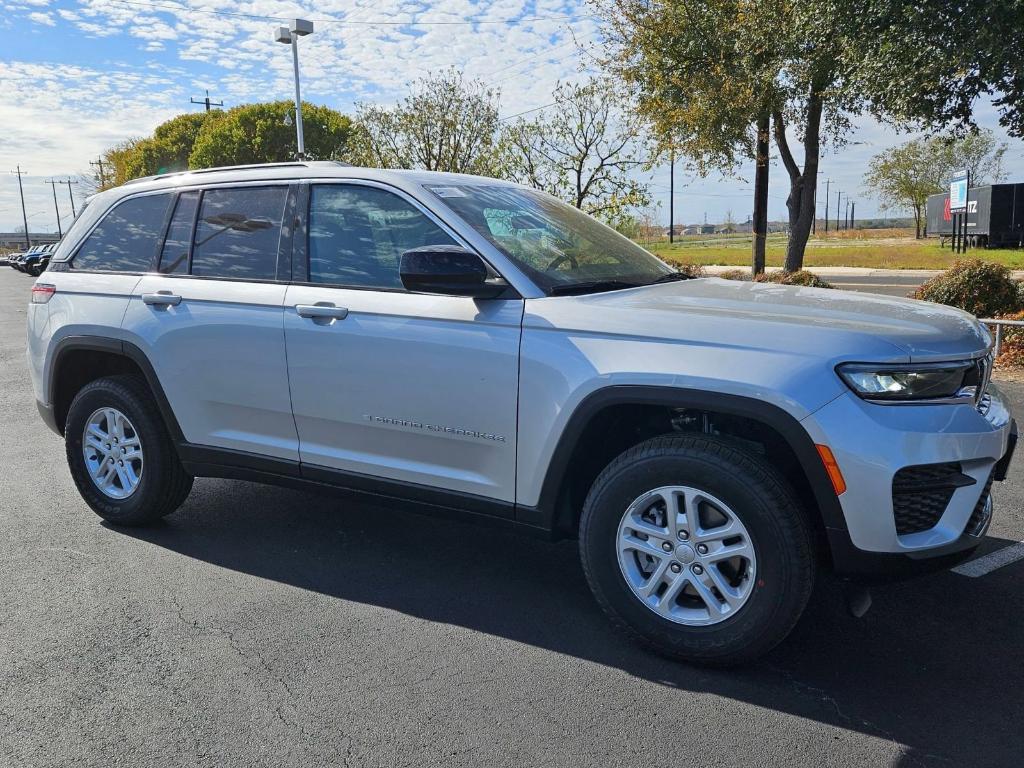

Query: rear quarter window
[72,194,172,272]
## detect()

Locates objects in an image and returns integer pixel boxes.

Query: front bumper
[802,383,1015,579]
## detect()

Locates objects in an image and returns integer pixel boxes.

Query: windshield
[424,184,674,294]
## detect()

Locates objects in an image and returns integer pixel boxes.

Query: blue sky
[2,0,1023,233]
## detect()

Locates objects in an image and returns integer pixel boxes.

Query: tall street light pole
[275,19,314,160]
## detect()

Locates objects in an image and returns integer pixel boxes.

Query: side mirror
[400,245,508,298]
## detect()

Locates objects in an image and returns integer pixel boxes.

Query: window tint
[158,191,199,275]
[73,194,172,272]
[308,185,456,288]
[191,187,287,280]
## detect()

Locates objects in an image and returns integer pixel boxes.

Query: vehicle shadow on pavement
[116,478,1022,768]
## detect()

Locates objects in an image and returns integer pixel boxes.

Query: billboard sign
[950,170,969,211]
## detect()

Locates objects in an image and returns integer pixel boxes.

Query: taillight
[31,283,56,304]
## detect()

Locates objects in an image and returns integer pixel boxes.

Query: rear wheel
[579,434,814,666]
[65,375,192,525]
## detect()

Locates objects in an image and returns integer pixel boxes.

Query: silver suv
[27,162,1016,665]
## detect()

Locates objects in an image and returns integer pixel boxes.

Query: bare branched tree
[499,79,650,226]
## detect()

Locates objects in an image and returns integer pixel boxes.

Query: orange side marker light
[815,444,847,496]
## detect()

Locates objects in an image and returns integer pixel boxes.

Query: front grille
[892,462,976,535]
[965,470,996,536]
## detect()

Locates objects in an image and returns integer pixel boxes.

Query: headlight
[837,361,979,402]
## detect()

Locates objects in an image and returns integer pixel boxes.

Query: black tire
[65,375,193,526]
[579,434,814,666]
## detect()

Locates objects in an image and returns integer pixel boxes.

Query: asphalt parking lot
[1,268,1022,768]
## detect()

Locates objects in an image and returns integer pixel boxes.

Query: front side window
[424,184,673,293]
[73,193,172,272]
[308,184,456,289]
[191,186,288,280]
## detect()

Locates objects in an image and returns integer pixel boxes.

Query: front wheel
[65,375,193,526]
[579,434,814,666]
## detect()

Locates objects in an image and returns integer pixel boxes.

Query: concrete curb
[700,265,1024,279]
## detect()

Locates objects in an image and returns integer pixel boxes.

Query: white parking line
[952,541,1024,578]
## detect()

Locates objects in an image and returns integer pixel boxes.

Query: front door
[283,181,522,505]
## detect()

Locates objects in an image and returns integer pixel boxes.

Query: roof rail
[121,161,321,186]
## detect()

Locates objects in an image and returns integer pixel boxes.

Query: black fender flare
[518,385,848,537]
[47,335,186,444]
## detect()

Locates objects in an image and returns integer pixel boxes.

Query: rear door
[121,183,300,461]
[283,181,523,505]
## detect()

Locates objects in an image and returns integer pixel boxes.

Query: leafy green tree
[189,101,354,167]
[864,130,1008,238]
[594,0,1022,273]
[350,69,502,174]
[864,140,940,239]
[125,112,222,179]
[854,0,1024,138]
[594,0,787,271]
[499,80,651,225]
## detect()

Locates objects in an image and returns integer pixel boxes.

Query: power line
[498,102,557,122]
[481,37,581,79]
[491,44,593,85]
[108,0,588,26]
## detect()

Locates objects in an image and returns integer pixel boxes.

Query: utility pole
[850,201,855,231]
[62,179,76,218]
[190,89,224,112]
[11,166,30,249]
[90,157,108,189]
[844,199,850,230]
[823,179,830,233]
[44,179,63,238]
[835,191,842,232]
[669,148,675,245]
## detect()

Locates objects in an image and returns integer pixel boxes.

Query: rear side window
[191,187,287,280]
[158,191,199,275]
[308,184,456,288]
[73,194,172,272]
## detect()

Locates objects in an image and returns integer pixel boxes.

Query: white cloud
[2,0,1020,230]
[27,10,54,24]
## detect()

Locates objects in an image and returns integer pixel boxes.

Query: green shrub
[912,259,1021,318]
[752,270,834,289]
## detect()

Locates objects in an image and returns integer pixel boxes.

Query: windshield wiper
[650,271,695,284]
[549,280,641,296]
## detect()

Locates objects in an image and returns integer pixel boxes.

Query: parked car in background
[23,244,55,276]
[26,161,1016,665]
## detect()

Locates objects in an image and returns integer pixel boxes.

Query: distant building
[0,232,60,249]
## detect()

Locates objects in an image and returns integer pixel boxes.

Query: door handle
[142,291,182,306]
[296,303,349,320]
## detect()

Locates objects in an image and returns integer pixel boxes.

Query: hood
[525,278,990,363]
